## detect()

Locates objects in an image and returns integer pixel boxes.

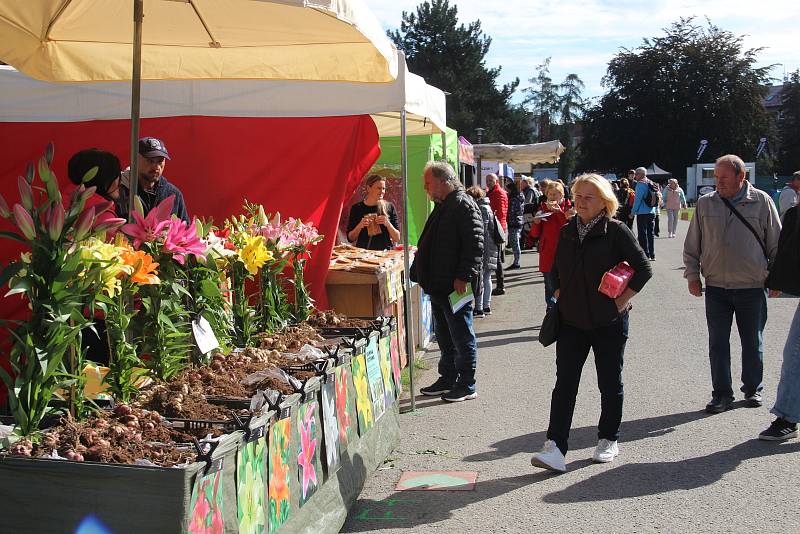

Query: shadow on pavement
[478,335,539,348]
[463,409,712,462]
[476,327,538,338]
[543,439,800,503]
[341,473,545,532]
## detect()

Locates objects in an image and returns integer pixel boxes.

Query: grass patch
[401,356,430,387]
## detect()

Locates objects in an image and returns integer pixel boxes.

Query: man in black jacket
[117,137,190,222]
[411,161,484,402]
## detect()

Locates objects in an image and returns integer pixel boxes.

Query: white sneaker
[530,440,566,472]
[592,439,619,463]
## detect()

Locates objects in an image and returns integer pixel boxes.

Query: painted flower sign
[188,466,225,534]
[351,354,374,435]
[237,432,267,534]
[379,335,395,405]
[335,366,356,451]
[268,418,291,533]
[296,401,322,506]
[390,332,402,395]
[321,380,340,476]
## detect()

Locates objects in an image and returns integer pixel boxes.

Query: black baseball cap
[138,137,171,159]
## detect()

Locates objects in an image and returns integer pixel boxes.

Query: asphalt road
[341,218,800,534]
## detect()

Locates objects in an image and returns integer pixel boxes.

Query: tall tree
[579,18,774,179]
[777,70,800,175]
[523,58,561,142]
[389,0,532,144]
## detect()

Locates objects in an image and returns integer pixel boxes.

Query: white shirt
[778,185,799,217]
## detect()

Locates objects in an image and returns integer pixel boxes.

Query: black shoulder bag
[539,244,582,347]
[765,206,800,294]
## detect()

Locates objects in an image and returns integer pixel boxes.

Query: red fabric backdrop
[0,115,380,404]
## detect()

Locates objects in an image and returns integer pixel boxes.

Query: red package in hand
[598,261,635,299]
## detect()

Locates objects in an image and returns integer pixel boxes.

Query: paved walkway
[342,220,800,533]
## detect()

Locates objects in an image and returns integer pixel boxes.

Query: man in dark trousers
[118,136,189,221]
[412,161,484,402]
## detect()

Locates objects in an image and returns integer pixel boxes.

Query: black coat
[411,189,484,296]
[552,216,652,329]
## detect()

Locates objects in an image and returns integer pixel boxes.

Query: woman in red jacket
[529,180,574,310]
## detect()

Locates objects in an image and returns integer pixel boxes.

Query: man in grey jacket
[684,154,782,414]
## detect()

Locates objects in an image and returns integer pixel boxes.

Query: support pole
[400,109,416,411]
[128,0,144,222]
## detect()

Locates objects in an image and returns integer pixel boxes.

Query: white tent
[473,141,565,165]
[0,51,444,408]
[0,53,445,137]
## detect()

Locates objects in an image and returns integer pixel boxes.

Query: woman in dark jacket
[505,180,525,269]
[531,173,652,473]
[466,186,499,318]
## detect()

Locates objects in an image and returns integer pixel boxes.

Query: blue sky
[369,0,799,103]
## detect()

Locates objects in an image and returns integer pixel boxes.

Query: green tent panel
[376,127,458,245]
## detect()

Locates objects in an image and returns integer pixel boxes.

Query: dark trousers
[430,294,478,392]
[636,213,656,258]
[654,211,661,236]
[705,286,767,399]
[547,313,629,455]
[495,248,505,290]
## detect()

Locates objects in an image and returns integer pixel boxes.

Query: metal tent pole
[400,109,416,411]
[128,0,143,221]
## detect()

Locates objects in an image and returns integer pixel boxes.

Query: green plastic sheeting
[375,128,458,245]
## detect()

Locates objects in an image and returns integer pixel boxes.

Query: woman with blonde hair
[347,174,401,250]
[531,173,652,473]
[529,180,574,309]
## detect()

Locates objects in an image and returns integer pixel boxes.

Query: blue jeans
[636,213,655,258]
[543,271,557,310]
[705,286,767,399]
[508,226,522,266]
[474,268,493,311]
[430,294,478,392]
[547,312,630,455]
[772,302,800,423]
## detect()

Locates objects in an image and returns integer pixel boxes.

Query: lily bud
[13,204,36,240]
[0,193,10,218]
[133,196,145,218]
[258,205,268,226]
[74,206,95,241]
[38,157,52,185]
[45,142,55,165]
[93,200,113,215]
[18,176,34,211]
[25,162,34,184]
[93,217,126,235]
[79,186,97,205]
[48,203,65,241]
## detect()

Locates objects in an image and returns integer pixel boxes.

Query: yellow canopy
[0,0,398,83]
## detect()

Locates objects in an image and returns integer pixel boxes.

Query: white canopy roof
[473,141,565,164]
[0,53,446,137]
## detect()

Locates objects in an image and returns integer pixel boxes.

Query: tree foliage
[579,18,773,178]
[777,70,800,175]
[389,0,532,144]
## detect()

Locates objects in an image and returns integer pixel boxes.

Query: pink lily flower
[163,218,207,265]
[297,403,318,499]
[121,195,175,248]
